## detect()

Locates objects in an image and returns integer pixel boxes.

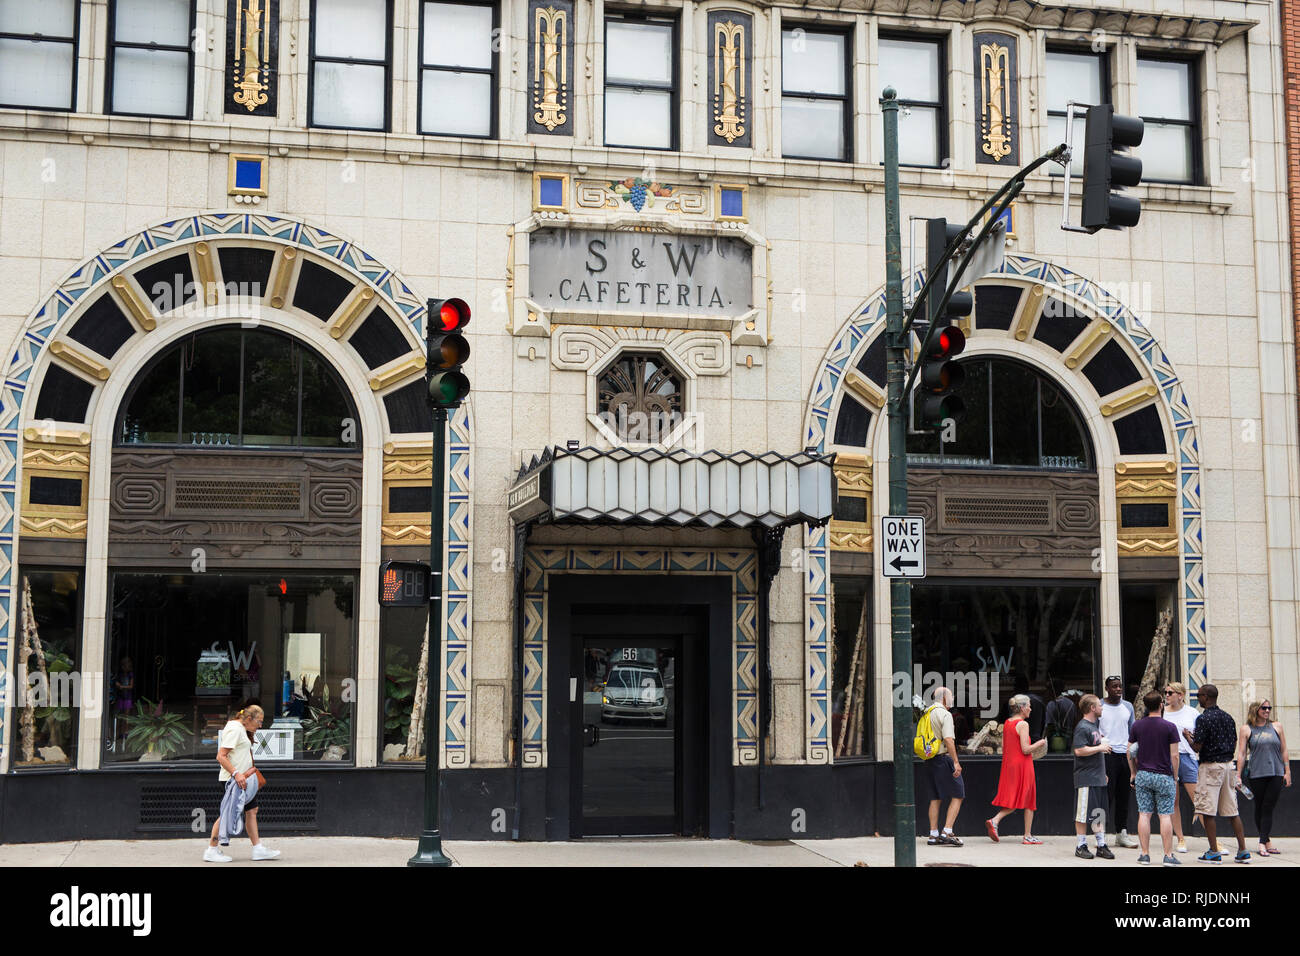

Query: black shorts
[924,754,966,801]
[243,793,259,813]
[1075,785,1107,826]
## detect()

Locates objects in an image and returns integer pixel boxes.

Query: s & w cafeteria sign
[529,228,752,318]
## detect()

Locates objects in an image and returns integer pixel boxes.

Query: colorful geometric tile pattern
[521,547,759,767]
[802,255,1207,742]
[0,213,469,771]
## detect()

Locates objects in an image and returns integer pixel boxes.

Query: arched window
[904,357,1093,470]
[116,327,360,449]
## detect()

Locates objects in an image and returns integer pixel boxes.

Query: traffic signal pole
[881,89,1076,865]
[409,404,452,867]
[410,295,471,868]
[881,88,915,868]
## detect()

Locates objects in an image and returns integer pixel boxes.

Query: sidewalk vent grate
[138,784,319,831]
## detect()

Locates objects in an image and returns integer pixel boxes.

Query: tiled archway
[800,255,1205,763]
[0,212,474,772]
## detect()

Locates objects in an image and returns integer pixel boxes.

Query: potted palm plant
[122,699,188,761]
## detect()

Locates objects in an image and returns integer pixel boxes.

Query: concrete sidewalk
[1,835,1295,867]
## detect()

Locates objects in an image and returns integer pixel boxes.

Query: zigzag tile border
[522,547,759,768]
[0,212,470,770]
[802,255,1207,750]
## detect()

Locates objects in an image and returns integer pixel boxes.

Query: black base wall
[3,761,1297,844]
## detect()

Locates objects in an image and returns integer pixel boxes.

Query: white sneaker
[1119,831,1140,848]
[251,844,281,861]
[203,846,232,863]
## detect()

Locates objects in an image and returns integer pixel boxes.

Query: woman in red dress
[986,694,1042,844]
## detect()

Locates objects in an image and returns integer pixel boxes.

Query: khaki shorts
[1194,762,1238,817]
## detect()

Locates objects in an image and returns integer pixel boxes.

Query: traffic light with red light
[427,297,471,408]
[917,324,966,427]
[1080,104,1144,232]
[917,218,973,430]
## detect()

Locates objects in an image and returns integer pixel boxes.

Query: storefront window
[381,605,429,763]
[104,572,356,765]
[11,570,82,767]
[830,575,872,758]
[912,582,1097,753]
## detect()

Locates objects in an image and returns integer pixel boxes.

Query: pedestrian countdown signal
[379,560,432,607]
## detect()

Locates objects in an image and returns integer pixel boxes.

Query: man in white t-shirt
[1098,676,1137,847]
[922,687,965,847]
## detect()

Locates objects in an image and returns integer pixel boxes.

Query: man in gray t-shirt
[1072,694,1113,859]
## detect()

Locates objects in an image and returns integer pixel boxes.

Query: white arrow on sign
[880,515,926,579]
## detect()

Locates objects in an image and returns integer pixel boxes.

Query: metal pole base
[407,831,454,867]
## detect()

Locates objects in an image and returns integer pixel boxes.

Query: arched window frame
[904,355,1095,472]
[114,325,362,450]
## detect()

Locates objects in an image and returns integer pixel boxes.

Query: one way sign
[880,515,925,579]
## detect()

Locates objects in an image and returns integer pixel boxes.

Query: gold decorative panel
[21,441,91,540]
[225,0,278,117]
[829,454,872,552]
[1116,461,1177,555]
[383,446,433,544]
[973,31,1018,166]
[527,0,573,135]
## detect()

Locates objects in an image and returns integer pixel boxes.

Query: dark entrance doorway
[546,574,732,840]
[570,610,706,836]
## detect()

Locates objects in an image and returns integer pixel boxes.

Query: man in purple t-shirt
[1128,691,1181,866]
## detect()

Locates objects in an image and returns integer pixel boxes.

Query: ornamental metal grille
[174,478,302,512]
[597,352,683,440]
[138,784,318,830]
[943,495,1052,530]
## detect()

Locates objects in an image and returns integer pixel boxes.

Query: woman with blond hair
[202,704,280,862]
[987,694,1046,844]
[1235,699,1290,856]
[1161,682,1199,853]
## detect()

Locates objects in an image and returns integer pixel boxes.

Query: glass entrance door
[579,638,679,836]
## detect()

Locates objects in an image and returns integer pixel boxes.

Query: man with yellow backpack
[915,687,964,846]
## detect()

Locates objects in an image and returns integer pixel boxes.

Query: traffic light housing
[427,297,471,408]
[1080,104,1144,232]
[917,218,972,430]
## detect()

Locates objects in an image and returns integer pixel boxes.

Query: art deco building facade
[0,0,1296,840]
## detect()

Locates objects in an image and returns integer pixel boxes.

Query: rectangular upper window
[107,0,194,118]
[420,1,496,137]
[0,0,78,111]
[877,35,944,167]
[1136,55,1198,184]
[781,26,850,162]
[604,15,675,150]
[311,0,392,132]
[1046,48,1108,176]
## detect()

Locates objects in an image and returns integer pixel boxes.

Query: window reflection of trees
[117,328,358,449]
[905,357,1092,470]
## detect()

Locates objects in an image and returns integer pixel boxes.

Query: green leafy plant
[33,650,75,750]
[303,705,351,754]
[196,659,230,689]
[384,656,417,746]
[121,699,189,758]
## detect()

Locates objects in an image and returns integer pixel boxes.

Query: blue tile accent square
[235,159,263,191]
[538,176,564,208]
[720,187,744,218]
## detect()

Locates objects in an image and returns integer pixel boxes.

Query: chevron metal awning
[508,446,836,529]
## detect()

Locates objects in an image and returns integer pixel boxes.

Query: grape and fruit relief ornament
[609,178,675,212]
